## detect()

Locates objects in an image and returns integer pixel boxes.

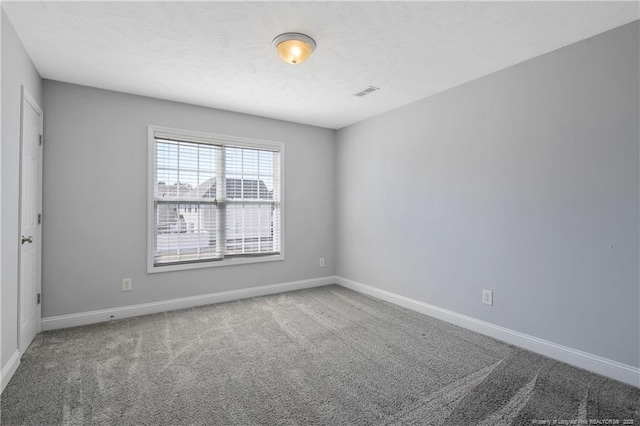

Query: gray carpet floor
[1,285,639,425]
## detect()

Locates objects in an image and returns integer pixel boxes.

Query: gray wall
[1,9,43,371]
[335,22,639,367]
[41,81,335,318]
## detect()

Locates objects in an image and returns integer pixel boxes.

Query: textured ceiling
[3,1,639,129]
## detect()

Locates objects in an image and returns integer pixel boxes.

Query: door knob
[21,235,33,244]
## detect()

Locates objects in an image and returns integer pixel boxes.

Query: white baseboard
[335,276,640,388]
[41,276,335,332]
[1,350,21,393]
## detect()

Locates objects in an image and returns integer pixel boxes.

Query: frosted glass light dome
[273,33,316,65]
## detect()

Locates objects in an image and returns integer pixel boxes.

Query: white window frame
[147,125,285,273]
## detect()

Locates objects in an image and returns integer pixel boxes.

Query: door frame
[18,85,43,354]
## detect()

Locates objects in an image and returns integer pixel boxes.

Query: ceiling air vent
[354,86,380,97]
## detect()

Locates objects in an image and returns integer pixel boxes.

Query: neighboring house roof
[156,183,194,199]
[197,178,273,200]
[158,178,273,200]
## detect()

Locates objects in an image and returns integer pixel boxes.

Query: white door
[19,87,43,354]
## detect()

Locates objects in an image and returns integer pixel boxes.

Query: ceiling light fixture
[272,33,316,65]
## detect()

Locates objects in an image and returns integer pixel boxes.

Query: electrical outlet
[319,257,325,268]
[482,290,493,306]
[122,278,132,292]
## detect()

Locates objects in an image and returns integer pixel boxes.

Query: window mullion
[217,147,226,257]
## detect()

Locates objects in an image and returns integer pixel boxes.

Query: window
[148,126,283,272]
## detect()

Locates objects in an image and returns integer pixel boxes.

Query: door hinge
[37,213,42,225]
[37,293,41,304]
[39,134,43,145]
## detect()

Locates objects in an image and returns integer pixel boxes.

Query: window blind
[151,130,281,268]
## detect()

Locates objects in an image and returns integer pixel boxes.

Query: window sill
[147,253,285,274]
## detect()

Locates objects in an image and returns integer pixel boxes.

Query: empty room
[1,1,639,425]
